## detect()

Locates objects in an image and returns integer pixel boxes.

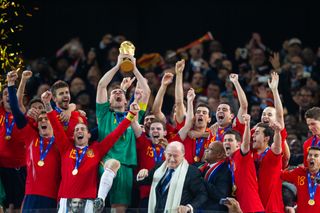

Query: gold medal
[63,126,68,131]
[72,169,78,175]
[308,199,315,206]
[232,185,237,196]
[194,156,200,162]
[37,160,44,167]
[5,135,11,140]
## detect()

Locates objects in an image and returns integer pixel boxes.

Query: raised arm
[7,71,28,129]
[268,69,284,129]
[178,88,195,141]
[130,89,143,138]
[241,114,251,155]
[270,121,282,155]
[41,91,71,154]
[130,55,151,104]
[229,74,248,124]
[268,61,290,166]
[17,70,32,114]
[120,77,136,94]
[151,72,174,122]
[175,59,186,124]
[96,54,123,104]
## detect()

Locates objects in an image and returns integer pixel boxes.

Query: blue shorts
[22,195,57,213]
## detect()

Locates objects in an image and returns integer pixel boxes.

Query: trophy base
[120,60,134,72]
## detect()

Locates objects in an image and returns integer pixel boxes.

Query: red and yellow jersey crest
[86,148,94,158]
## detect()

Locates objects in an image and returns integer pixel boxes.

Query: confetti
[0,0,38,91]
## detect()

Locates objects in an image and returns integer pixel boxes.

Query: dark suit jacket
[139,162,208,212]
[201,161,232,212]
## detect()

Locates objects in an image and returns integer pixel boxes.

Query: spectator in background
[191,72,205,95]
[249,48,271,76]
[288,138,303,166]
[249,103,261,127]
[184,44,207,81]
[70,77,86,101]
[87,66,102,90]
[284,38,303,63]
[36,83,51,98]
[55,38,87,81]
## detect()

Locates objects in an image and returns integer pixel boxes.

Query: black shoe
[93,198,104,213]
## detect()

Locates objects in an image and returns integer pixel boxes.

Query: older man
[137,142,207,213]
[200,141,232,212]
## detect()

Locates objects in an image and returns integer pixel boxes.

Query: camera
[239,48,248,59]
[257,75,269,83]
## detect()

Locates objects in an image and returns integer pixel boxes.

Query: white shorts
[58,198,93,213]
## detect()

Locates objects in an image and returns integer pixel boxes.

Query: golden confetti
[0,0,38,91]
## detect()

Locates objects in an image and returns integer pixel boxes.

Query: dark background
[21,0,320,59]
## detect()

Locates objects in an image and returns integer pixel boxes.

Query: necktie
[203,164,210,176]
[161,169,174,194]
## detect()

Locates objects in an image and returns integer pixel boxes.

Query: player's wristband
[126,111,136,121]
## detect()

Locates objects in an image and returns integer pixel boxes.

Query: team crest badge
[86,148,94,158]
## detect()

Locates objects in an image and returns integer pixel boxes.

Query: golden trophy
[119,41,135,72]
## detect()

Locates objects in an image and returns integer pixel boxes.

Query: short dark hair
[308,146,320,153]
[257,123,274,145]
[195,103,211,117]
[150,118,166,130]
[224,129,242,142]
[37,110,47,121]
[51,80,69,96]
[218,102,234,114]
[305,107,320,121]
[28,97,43,108]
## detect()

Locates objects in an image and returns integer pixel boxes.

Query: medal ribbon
[152,144,164,163]
[215,125,231,142]
[5,112,15,139]
[205,160,224,181]
[54,107,69,129]
[257,147,270,162]
[228,158,235,187]
[254,147,270,175]
[307,171,320,202]
[195,138,205,158]
[39,136,55,161]
[114,111,127,124]
[74,146,89,171]
[311,135,320,147]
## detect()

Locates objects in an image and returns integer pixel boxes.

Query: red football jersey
[48,110,130,198]
[0,107,26,168]
[21,124,61,199]
[282,167,320,213]
[231,149,265,213]
[255,150,284,212]
[54,109,87,142]
[136,133,165,199]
